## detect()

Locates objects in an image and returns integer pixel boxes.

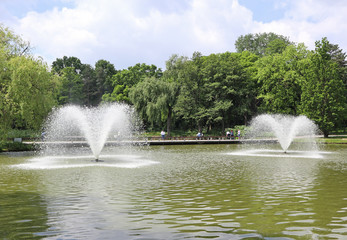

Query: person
[41,131,46,141]
[230,129,234,139]
[197,132,202,140]
[226,131,230,139]
[237,129,241,139]
[160,130,165,140]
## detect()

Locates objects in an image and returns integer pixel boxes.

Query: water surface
[1,144,347,239]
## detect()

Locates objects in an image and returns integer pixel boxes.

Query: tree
[81,64,98,106]
[94,59,117,102]
[6,56,57,130]
[173,53,205,131]
[235,32,292,56]
[58,67,84,105]
[52,56,83,75]
[129,77,179,136]
[0,25,56,138]
[0,24,31,57]
[299,38,346,137]
[256,44,308,114]
[103,63,162,103]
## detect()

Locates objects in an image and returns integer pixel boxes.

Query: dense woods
[1,25,346,138]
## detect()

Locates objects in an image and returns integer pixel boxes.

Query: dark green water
[0,144,346,239]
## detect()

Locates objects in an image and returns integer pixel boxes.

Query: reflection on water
[0,144,347,239]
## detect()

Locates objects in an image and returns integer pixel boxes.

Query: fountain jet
[248,114,319,152]
[42,103,137,160]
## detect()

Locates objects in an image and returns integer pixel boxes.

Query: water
[1,144,347,239]
[248,114,319,152]
[42,104,137,160]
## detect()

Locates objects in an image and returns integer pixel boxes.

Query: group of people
[160,130,204,140]
[160,129,241,140]
[226,129,241,139]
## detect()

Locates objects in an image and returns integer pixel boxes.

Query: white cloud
[4,0,347,69]
[9,0,256,69]
[252,0,347,50]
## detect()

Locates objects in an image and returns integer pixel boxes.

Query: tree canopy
[0,25,57,138]
[235,32,293,56]
[1,24,346,138]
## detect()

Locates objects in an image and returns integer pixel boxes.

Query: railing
[144,136,241,141]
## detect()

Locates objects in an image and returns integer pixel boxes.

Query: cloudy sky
[1,0,346,69]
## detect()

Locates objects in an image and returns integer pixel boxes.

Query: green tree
[129,77,179,136]
[172,52,257,133]
[173,53,205,131]
[199,52,258,131]
[103,63,162,103]
[94,59,117,102]
[81,64,98,106]
[234,51,259,124]
[58,67,84,105]
[0,25,56,138]
[235,32,292,56]
[256,44,308,114]
[52,56,83,75]
[0,24,31,57]
[7,56,56,130]
[299,38,346,137]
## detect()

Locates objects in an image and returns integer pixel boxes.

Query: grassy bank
[317,136,347,144]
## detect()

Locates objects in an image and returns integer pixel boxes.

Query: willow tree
[129,77,179,136]
[7,56,57,130]
[0,24,57,137]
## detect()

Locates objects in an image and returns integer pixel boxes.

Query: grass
[317,136,347,144]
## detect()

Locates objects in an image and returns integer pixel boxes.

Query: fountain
[228,114,323,158]
[42,103,138,161]
[248,114,319,153]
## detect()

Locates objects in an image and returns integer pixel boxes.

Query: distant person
[160,130,165,140]
[226,131,230,139]
[230,129,234,139]
[237,129,241,139]
[41,131,46,141]
[197,132,202,140]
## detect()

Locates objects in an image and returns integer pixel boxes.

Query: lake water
[1,144,347,239]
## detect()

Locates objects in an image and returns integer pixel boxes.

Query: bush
[0,142,36,152]
[7,129,40,139]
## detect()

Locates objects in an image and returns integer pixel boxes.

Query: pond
[1,144,347,239]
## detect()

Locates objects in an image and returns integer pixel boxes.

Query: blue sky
[1,0,346,69]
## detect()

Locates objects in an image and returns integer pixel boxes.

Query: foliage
[235,32,293,56]
[7,129,40,139]
[0,25,57,140]
[95,59,117,101]
[0,141,35,152]
[1,23,346,139]
[299,38,346,137]
[0,24,31,57]
[174,51,258,133]
[103,63,162,103]
[256,44,308,114]
[57,67,84,105]
[129,77,179,136]
[52,56,82,75]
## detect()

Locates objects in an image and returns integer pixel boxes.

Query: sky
[1,0,346,70]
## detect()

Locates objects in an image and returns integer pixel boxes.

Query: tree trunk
[166,107,172,137]
[323,130,329,138]
[221,119,225,135]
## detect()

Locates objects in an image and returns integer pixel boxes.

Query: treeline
[1,24,346,138]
